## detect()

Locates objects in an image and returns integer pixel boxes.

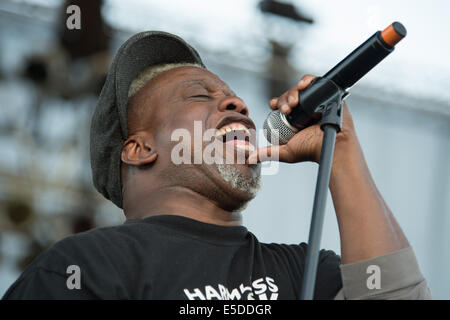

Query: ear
[121,135,158,167]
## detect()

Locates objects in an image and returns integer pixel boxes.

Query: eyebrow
[177,79,236,96]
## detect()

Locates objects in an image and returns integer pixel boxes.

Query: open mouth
[214,122,255,153]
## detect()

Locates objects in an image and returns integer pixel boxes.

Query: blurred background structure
[0,0,449,298]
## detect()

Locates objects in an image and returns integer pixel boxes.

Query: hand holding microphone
[249,22,406,164]
[248,76,357,164]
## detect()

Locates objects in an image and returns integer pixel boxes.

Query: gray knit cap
[90,31,205,208]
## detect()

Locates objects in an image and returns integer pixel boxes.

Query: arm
[329,123,430,299]
[327,105,409,263]
[334,246,431,300]
[251,75,408,262]
[251,75,431,299]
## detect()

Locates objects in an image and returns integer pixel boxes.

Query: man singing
[3,31,431,299]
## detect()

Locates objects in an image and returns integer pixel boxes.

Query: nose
[217,96,249,116]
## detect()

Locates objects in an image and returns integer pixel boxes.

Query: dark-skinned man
[3,32,431,300]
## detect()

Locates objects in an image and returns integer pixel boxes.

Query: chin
[215,163,261,201]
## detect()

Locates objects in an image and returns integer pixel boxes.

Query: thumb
[247,145,291,164]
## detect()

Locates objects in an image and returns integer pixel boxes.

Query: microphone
[264,22,407,145]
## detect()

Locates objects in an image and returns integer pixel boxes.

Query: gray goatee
[215,164,261,198]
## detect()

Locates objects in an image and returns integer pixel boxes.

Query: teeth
[215,129,225,137]
[216,123,250,137]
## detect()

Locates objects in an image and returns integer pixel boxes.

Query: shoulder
[3,222,158,299]
[54,218,171,253]
[22,221,164,281]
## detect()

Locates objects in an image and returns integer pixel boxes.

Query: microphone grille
[263,110,298,145]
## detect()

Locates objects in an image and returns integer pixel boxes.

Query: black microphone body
[264,22,406,144]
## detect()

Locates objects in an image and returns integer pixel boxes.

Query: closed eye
[191,95,211,99]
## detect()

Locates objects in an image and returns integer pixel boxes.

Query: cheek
[169,104,213,132]
[153,103,215,153]
[153,117,196,154]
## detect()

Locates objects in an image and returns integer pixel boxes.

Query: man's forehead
[166,67,234,93]
[177,78,235,95]
[134,66,236,100]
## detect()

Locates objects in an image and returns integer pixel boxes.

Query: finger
[287,86,299,108]
[269,97,278,109]
[247,145,292,164]
[276,74,318,115]
[297,74,316,90]
[276,92,291,115]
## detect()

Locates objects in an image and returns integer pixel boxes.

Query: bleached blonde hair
[128,62,203,98]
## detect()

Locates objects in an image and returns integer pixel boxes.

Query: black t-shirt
[2,215,342,300]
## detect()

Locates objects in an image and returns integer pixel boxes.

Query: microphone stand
[299,81,345,300]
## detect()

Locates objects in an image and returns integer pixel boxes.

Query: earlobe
[121,135,158,167]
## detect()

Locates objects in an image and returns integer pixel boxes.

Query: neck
[123,185,243,226]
